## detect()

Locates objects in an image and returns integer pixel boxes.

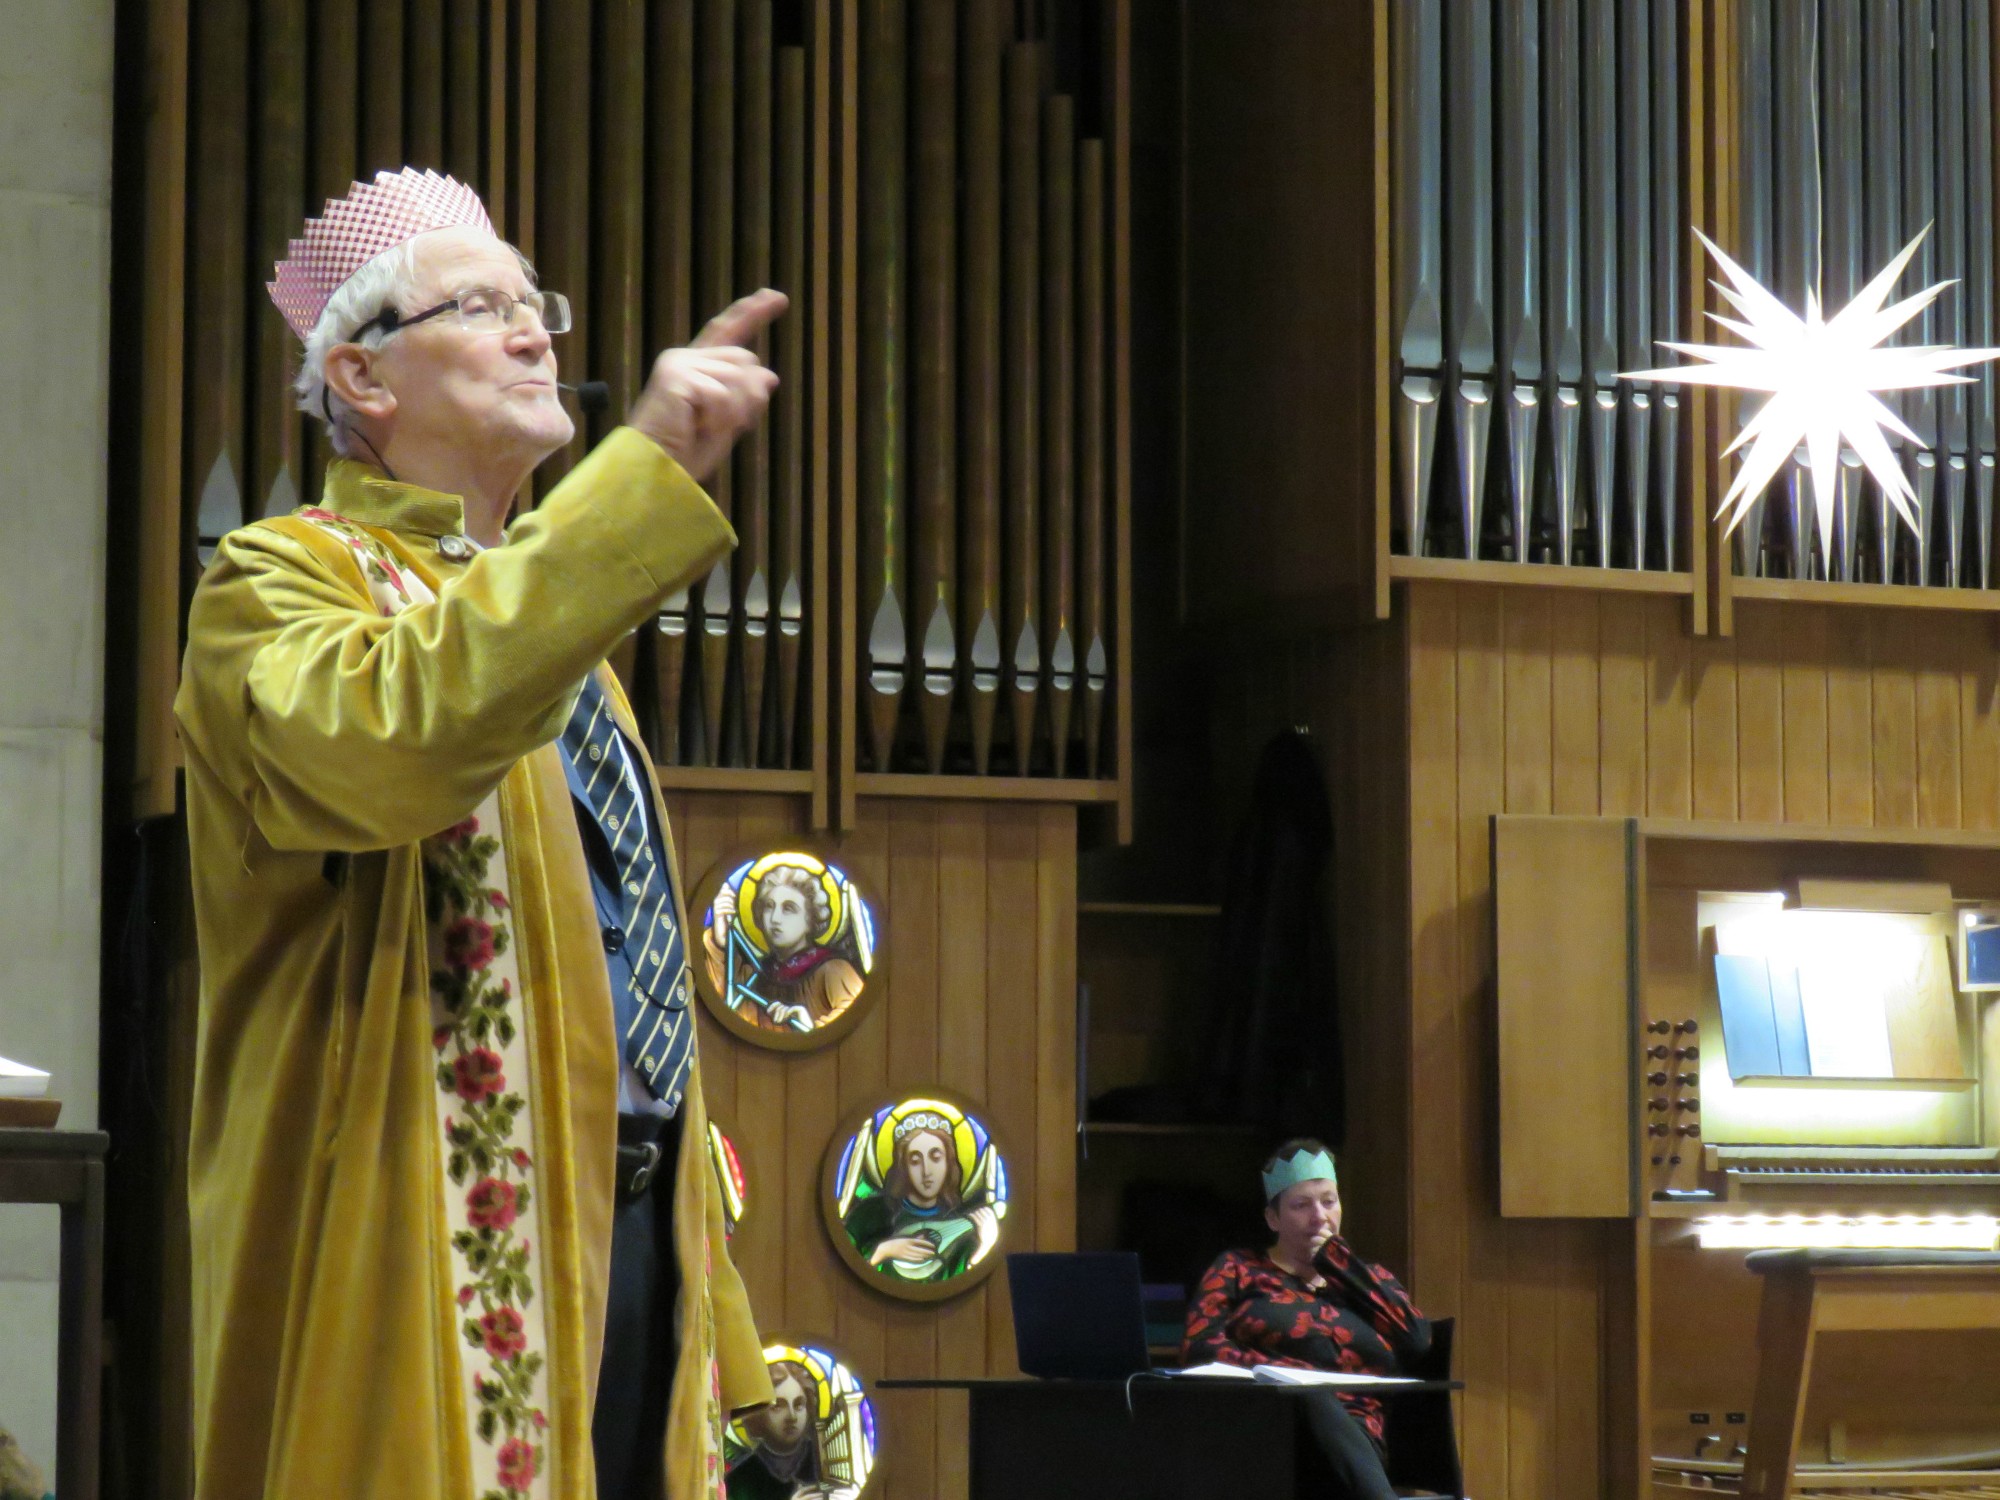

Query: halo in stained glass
[724,1342,879,1498]
[707,1119,747,1239]
[820,1091,1011,1303]
[691,847,884,1053]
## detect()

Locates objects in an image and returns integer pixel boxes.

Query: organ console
[1494,816,2000,1500]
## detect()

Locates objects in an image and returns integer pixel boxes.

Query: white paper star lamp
[1623,227,2000,550]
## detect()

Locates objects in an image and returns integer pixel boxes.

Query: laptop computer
[1007,1251,1155,1379]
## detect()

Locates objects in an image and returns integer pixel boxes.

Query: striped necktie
[558,673,694,1107]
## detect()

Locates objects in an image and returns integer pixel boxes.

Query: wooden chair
[1384,1316,1464,1500]
[1742,1249,2000,1500]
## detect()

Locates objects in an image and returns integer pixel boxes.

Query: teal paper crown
[1261,1147,1338,1202]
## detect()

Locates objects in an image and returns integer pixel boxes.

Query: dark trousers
[1298,1389,1398,1500]
[593,1114,682,1500]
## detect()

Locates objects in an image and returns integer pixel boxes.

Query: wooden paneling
[1398,580,2000,1500]
[668,792,1076,1500]
[1494,816,1634,1218]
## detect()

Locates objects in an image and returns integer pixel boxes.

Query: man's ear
[324,343,398,422]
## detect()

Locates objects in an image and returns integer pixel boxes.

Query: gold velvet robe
[174,429,773,1500]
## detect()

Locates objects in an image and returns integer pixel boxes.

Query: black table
[0,1128,107,1500]
[879,1374,1463,1500]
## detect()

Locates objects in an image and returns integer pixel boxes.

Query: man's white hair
[292,233,538,457]
[292,240,426,458]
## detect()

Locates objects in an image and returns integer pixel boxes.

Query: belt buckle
[624,1140,662,1200]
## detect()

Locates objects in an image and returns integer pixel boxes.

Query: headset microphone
[558,379,612,417]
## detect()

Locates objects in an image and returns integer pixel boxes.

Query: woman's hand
[970,1206,999,1262]
[868,1234,938,1268]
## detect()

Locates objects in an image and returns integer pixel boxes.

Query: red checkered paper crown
[267,167,494,341]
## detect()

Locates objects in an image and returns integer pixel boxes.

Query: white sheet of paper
[0,1055,51,1099]
[1252,1366,1418,1387]
[1789,914,1899,1078]
[1160,1363,1256,1379]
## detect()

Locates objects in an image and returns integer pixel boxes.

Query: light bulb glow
[1695,1213,2000,1250]
[1622,227,2000,549]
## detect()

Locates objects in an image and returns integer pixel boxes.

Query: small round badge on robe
[724,1342,878,1496]
[821,1090,1012,1304]
[436,533,473,560]
[690,846,883,1053]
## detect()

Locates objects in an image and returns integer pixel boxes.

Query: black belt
[615,1113,672,1204]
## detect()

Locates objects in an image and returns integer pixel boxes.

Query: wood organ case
[1498,816,2000,1500]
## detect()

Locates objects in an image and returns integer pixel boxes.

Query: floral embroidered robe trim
[300,514,553,1499]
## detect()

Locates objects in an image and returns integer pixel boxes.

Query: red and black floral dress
[1180,1238,1431,1447]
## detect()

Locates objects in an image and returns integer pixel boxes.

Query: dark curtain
[1196,727,1344,1146]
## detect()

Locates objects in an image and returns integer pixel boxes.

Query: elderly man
[175,168,780,1499]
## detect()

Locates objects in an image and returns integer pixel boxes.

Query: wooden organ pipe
[599,0,647,698]
[535,0,592,485]
[1040,92,1076,775]
[1003,40,1042,773]
[959,0,1007,775]
[736,0,775,763]
[1077,135,1107,776]
[407,0,445,168]
[859,0,909,771]
[649,0,697,763]
[913,0,958,773]
[774,44,808,768]
[188,0,249,571]
[443,0,481,188]
[362,0,405,180]
[697,0,739,762]
[304,0,357,515]
[251,0,305,527]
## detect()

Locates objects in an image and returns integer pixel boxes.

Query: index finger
[690,288,790,349]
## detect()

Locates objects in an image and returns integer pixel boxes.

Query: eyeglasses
[355,286,572,340]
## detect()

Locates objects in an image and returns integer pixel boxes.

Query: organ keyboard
[1706,1147,2000,1197]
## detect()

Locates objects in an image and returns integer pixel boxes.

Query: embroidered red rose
[532,1410,548,1430]
[479,1306,527,1360]
[512,1148,533,1170]
[496,1436,538,1491]
[441,816,481,844]
[433,1025,452,1051]
[453,1048,505,1104]
[445,917,496,971]
[490,890,511,910]
[457,1284,475,1307]
[467,1177,519,1230]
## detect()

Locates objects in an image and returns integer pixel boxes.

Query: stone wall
[0,0,112,1478]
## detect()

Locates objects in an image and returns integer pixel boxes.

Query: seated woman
[1182,1139,1431,1500]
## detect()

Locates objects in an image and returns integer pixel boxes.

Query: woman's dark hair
[1262,1136,1335,1209]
